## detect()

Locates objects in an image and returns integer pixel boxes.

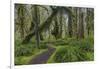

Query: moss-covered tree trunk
[34,5,40,48]
[78,8,84,39]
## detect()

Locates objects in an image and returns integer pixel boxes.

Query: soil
[29,44,56,64]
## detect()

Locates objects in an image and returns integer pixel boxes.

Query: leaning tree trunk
[22,7,72,43]
[22,7,60,43]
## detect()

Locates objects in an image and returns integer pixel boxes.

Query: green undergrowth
[15,36,94,64]
[15,39,48,65]
[15,40,49,57]
[15,49,47,65]
[47,37,94,63]
[48,46,93,63]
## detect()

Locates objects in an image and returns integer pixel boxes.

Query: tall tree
[15,4,27,40]
[86,8,94,36]
[59,10,63,38]
[68,14,72,37]
[34,5,40,48]
[22,6,72,43]
[78,8,84,39]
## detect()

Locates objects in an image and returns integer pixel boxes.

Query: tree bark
[34,5,40,48]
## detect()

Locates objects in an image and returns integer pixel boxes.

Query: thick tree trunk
[59,10,63,38]
[17,5,26,40]
[83,8,87,38]
[22,7,72,43]
[34,5,40,48]
[77,8,79,39]
[78,8,84,39]
[68,15,72,37]
[22,7,60,43]
[77,8,84,39]
[87,8,90,36]
[52,15,59,39]
[72,8,77,38]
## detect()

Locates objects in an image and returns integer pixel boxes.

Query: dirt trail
[29,44,56,64]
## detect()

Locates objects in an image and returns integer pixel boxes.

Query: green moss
[47,42,94,63]
[15,49,47,65]
[15,36,94,64]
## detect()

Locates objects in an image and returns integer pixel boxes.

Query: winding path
[29,44,56,64]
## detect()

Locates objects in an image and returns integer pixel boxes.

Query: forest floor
[29,44,56,64]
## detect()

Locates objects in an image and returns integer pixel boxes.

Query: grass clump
[48,37,94,63]
[53,46,93,63]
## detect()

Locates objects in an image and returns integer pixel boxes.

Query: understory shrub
[15,43,34,57]
[53,45,93,62]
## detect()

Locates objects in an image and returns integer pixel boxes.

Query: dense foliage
[14,4,94,65]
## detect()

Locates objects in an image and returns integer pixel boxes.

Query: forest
[14,4,94,65]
